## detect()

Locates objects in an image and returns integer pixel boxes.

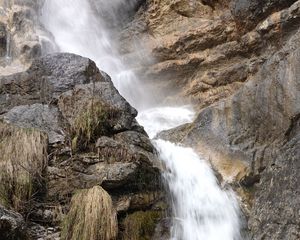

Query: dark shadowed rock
[232,0,298,29]
[0,205,27,240]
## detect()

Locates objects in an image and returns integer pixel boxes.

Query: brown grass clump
[122,211,162,240]
[62,185,118,240]
[0,122,48,211]
[71,100,118,151]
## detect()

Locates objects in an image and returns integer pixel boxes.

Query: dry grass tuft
[0,122,48,211]
[122,211,161,240]
[71,100,118,151]
[62,185,118,240]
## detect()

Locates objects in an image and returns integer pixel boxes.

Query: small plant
[61,186,118,240]
[0,122,48,212]
[70,100,118,151]
[122,211,162,240]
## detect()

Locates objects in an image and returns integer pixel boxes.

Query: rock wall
[121,0,300,107]
[127,0,299,239]
[0,0,54,73]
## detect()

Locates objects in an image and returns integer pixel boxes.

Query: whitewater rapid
[41,1,242,239]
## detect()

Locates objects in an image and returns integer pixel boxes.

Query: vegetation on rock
[121,210,162,240]
[61,185,118,240]
[0,121,47,212]
[70,100,118,151]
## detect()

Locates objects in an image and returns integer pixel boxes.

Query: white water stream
[41,1,241,239]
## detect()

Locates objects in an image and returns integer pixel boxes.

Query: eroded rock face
[154,4,300,239]
[121,0,300,108]
[119,0,300,239]
[0,53,163,239]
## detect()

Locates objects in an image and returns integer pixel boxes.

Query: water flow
[41,0,144,108]
[138,107,241,240]
[41,1,241,239]
[156,140,241,240]
[5,30,12,63]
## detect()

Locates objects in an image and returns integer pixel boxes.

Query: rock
[0,205,27,240]
[232,0,298,30]
[0,0,55,66]
[0,53,106,114]
[121,0,300,109]
[120,210,162,240]
[58,81,137,135]
[0,52,162,239]
[3,104,66,144]
[160,16,300,240]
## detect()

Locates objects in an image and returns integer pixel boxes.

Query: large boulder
[0,52,163,239]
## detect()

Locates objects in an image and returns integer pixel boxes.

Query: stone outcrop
[126,0,300,239]
[0,53,163,239]
[121,0,300,107]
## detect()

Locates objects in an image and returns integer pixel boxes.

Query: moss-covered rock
[121,210,162,240]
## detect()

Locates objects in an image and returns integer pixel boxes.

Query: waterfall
[41,0,145,109]
[40,1,242,239]
[138,107,241,240]
[156,140,241,240]
[5,30,11,63]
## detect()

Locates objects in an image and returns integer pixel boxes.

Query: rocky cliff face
[121,0,299,239]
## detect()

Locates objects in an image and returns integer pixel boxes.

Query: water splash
[137,106,195,139]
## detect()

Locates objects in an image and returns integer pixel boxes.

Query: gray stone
[3,103,65,144]
[0,205,27,240]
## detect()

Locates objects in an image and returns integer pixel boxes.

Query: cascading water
[5,30,11,63]
[40,1,242,239]
[138,108,241,240]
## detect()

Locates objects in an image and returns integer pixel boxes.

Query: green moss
[122,211,162,240]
